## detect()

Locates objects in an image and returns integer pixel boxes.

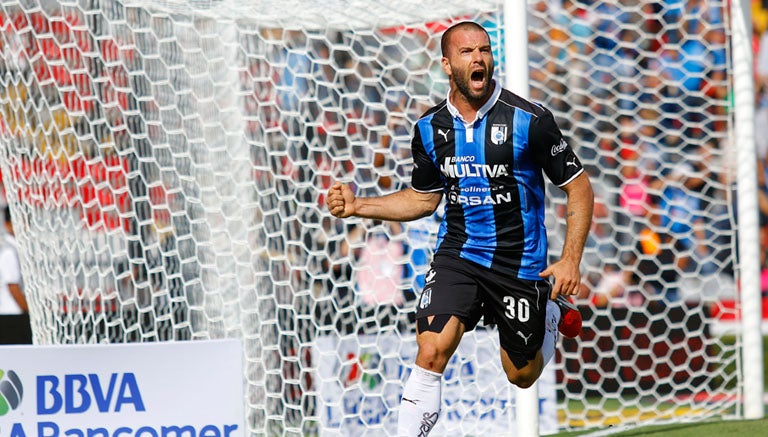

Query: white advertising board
[0,339,244,437]
[313,330,557,436]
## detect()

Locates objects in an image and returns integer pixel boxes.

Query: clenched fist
[326,181,356,218]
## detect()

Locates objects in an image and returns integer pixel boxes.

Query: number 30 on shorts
[503,296,530,322]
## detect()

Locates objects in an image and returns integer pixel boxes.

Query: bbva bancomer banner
[0,340,244,437]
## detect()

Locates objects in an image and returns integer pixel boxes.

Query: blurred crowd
[750,0,768,301]
[529,0,768,309]
[529,0,760,308]
[1,0,767,332]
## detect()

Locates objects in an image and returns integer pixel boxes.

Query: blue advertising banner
[0,340,244,436]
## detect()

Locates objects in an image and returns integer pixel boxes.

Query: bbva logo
[0,369,23,416]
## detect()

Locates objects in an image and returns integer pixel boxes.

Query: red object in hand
[557,296,583,338]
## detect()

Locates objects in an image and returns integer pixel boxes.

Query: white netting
[0,0,748,435]
[528,0,742,429]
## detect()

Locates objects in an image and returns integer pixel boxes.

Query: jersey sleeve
[529,107,584,187]
[410,123,443,193]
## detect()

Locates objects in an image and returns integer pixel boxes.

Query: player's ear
[441,57,451,76]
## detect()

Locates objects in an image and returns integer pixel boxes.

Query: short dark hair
[440,21,490,57]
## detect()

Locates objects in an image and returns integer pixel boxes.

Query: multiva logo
[0,369,23,416]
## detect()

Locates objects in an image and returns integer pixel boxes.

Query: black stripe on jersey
[428,109,470,255]
[484,105,528,278]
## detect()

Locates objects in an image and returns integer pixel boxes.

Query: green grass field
[551,417,768,436]
[549,336,768,436]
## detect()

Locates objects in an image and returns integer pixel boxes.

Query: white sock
[397,365,442,436]
[542,300,561,366]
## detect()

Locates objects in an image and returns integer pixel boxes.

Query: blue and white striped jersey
[410,82,584,280]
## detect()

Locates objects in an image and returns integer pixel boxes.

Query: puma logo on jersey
[567,158,579,168]
[517,331,533,345]
[424,269,436,284]
[437,128,451,142]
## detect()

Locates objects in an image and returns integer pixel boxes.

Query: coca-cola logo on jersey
[551,139,568,156]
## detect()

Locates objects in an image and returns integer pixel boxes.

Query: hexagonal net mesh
[529,0,748,431]
[0,0,749,435]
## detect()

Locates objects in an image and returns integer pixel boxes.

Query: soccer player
[326,21,593,436]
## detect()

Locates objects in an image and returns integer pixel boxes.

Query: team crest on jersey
[491,124,508,145]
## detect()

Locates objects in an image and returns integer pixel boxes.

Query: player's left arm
[541,172,594,298]
[528,107,594,298]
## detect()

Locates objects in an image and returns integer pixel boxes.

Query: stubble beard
[452,65,493,105]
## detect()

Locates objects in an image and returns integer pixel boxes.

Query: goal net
[0,0,753,435]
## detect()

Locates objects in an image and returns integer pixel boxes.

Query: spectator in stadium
[757,18,768,92]
[0,206,24,315]
[676,142,732,276]
[622,196,690,304]
[588,135,621,188]
[0,205,31,345]
[590,262,629,308]
[654,18,722,136]
[581,195,619,295]
[637,70,686,134]
[326,21,593,436]
[634,108,666,173]
[351,220,408,331]
[527,0,551,73]
[755,91,768,160]
[617,144,653,245]
[319,221,358,336]
[755,158,768,268]
[656,159,710,255]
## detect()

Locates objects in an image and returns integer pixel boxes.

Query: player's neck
[448,83,494,123]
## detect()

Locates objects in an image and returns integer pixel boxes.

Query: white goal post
[0,0,762,435]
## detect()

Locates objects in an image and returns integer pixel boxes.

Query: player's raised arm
[326,181,442,222]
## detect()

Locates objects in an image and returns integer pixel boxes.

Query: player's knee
[508,373,537,389]
[417,342,444,363]
[504,365,541,388]
[416,342,451,372]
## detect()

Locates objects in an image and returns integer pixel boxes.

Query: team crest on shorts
[491,124,507,145]
[420,288,432,309]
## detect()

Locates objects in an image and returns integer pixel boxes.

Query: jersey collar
[446,79,501,124]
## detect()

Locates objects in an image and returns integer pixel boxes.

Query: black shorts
[415,254,551,368]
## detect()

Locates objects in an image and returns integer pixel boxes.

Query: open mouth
[470,70,486,87]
